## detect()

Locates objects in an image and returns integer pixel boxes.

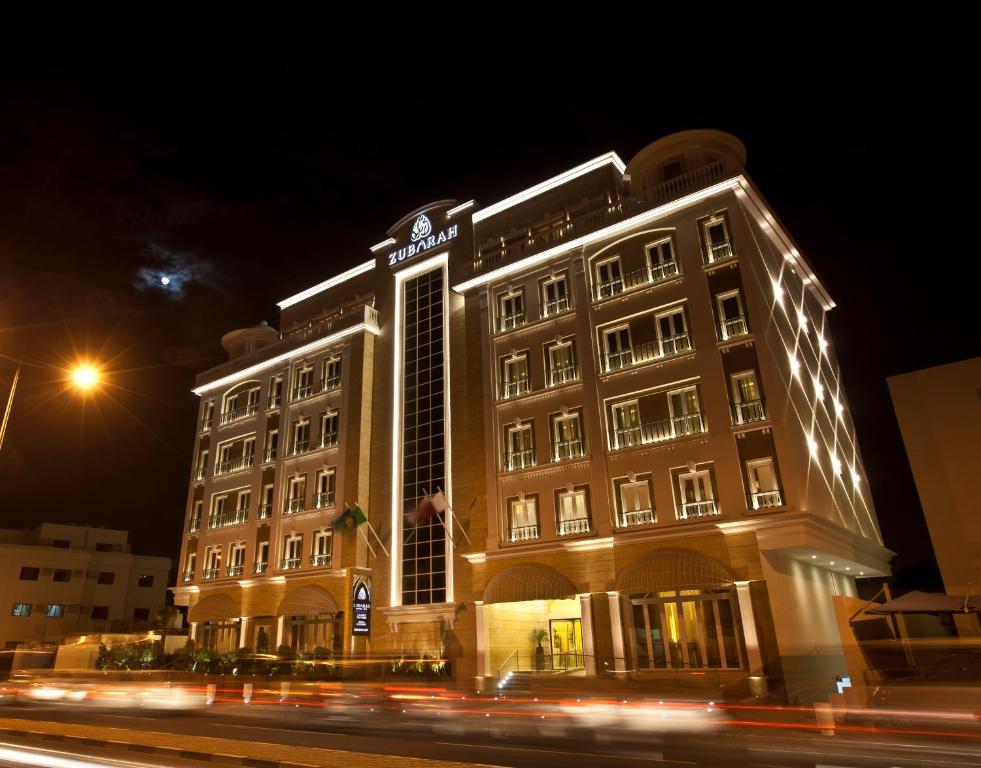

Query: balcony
[202,568,219,580]
[703,239,734,266]
[207,514,220,530]
[677,499,719,519]
[732,399,766,425]
[500,375,531,399]
[319,375,341,393]
[718,316,750,341]
[593,261,681,301]
[257,504,272,520]
[280,558,302,571]
[215,456,254,476]
[263,447,277,462]
[293,383,313,401]
[507,524,540,542]
[187,517,201,533]
[310,553,332,567]
[496,313,526,333]
[284,498,305,514]
[195,467,207,481]
[748,489,784,510]
[289,439,309,457]
[319,432,338,449]
[552,439,584,462]
[314,491,335,509]
[619,508,656,527]
[226,564,245,577]
[254,561,268,575]
[269,394,281,409]
[224,508,248,526]
[548,365,578,387]
[602,334,692,373]
[182,570,194,582]
[219,402,258,426]
[503,448,536,472]
[201,416,213,431]
[556,516,591,536]
[611,412,706,450]
[543,297,571,317]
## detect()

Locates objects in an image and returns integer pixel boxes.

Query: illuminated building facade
[173,130,891,695]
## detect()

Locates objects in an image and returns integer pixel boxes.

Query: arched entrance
[617,548,742,670]
[189,594,240,653]
[277,584,341,654]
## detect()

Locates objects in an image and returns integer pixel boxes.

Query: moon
[160,276,170,286]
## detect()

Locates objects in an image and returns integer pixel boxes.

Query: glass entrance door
[549,618,584,671]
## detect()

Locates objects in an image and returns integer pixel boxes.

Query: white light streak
[276,260,375,309]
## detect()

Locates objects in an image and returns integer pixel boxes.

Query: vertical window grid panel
[401,268,447,606]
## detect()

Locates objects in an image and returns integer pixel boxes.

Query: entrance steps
[497,670,533,694]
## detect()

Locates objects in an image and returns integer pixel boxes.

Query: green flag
[349,504,367,525]
[334,504,367,530]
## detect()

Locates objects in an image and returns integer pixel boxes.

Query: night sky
[1,61,975,579]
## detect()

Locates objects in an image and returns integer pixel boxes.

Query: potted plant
[530,628,548,671]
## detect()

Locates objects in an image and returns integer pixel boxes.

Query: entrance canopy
[278,584,339,617]
[483,563,578,604]
[868,590,980,615]
[188,593,239,623]
[617,548,734,596]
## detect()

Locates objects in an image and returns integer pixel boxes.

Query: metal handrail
[498,648,519,680]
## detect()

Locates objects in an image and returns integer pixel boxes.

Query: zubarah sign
[387,214,458,266]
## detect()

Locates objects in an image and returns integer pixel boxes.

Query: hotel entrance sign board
[352,578,371,636]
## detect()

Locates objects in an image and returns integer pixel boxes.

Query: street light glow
[70,364,100,391]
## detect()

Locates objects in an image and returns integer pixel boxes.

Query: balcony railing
[201,416,213,431]
[280,558,302,571]
[552,438,584,462]
[263,447,277,462]
[677,499,720,519]
[314,491,335,508]
[659,332,692,357]
[225,508,248,526]
[290,439,309,456]
[603,334,691,373]
[612,412,706,450]
[319,375,341,392]
[187,517,201,533]
[497,313,526,333]
[619,508,656,527]
[202,568,219,580]
[503,448,536,471]
[195,467,207,481]
[703,239,734,265]
[748,489,784,509]
[207,514,220,530]
[226,564,245,577]
[182,570,194,582]
[507,524,540,542]
[718,316,749,341]
[320,432,338,449]
[254,561,268,575]
[269,394,281,409]
[732,399,766,425]
[500,375,531,399]
[284,498,305,514]
[556,516,591,536]
[257,504,272,520]
[543,296,571,316]
[219,402,258,425]
[593,261,681,301]
[310,553,332,567]
[293,383,312,400]
[548,364,578,387]
[215,456,254,476]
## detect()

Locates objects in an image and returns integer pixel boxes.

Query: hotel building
[173,130,892,696]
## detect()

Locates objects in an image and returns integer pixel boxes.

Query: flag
[431,490,448,514]
[405,491,436,526]
[334,504,367,530]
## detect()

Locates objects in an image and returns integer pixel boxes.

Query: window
[294,365,313,399]
[320,411,338,447]
[255,541,269,573]
[11,603,31,617]
[217,442,232,474]
[286,475,306,513]
[53,569,71,583]
[210,494,228,528]
[19,567,39,581]
[203,546,221,579]
[731,371,765,424]
[242,437,256,468]
[505,422,535,470]
[137,575,154,588]
[133,608,150,621]
[594,256,623,299]
[656,307,690,356]
[747,458,782,508]
[264,429,279,462]
[97,571,115,585]
[611,400,641,449]
[291,419,310,455]
[646,238,679,281]
[541,274,570,316]
[497,289,525,331]
[668,386,703,436]
[716,290,748,340]
[235,489,251,522]
[312,530,332,566]
[315,469,335,508]
[228,542,246,575]
[202,401,215,429]
[603,325,633,371]
[616,474,655,527]
[46,604,65,618]
[321,356,341,391]
[196,449,209,480]
[269,375,283,408]
[95,543,113,552]
[282,534,303,570]
[556,486,590,535]
[90,606,109,620]
[500,352,530,399]
[259,484,274,518]
[247,387,260,412]
[53,539,70,548]
[184,552,196,580]
[676,466,718,519]
[552,411,583,461]
[189,500,203,532]
[507,495,539,541]
[702,215,733,264]
[546,340,577,386]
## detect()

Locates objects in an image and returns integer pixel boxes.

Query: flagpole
[436,486,472,546]
[357,525,377,559]
[364,520,389,558]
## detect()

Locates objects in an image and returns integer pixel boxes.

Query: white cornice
[277,260,375,309]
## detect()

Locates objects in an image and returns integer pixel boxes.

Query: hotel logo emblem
[410,214,432,242]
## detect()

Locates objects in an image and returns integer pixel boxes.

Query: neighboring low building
[888,357,981,636]
[0,523,172,650]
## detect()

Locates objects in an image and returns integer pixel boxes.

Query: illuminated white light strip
[456,178,740,292]
[390,251,450,607]
[277,260,375,309]
[370,237,396,253]
[447,200,475,217]
[192,322,379,395]
[472,152,627,224]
